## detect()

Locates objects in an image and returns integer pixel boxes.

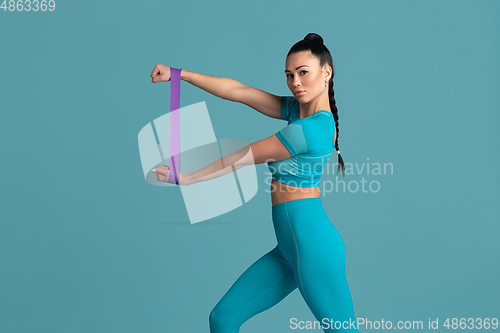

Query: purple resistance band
[167,67,181,185]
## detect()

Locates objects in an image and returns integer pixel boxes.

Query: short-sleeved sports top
[267,96,336,188]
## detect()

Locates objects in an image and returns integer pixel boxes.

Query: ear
[323,64,332,81]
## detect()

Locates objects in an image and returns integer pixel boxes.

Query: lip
[295,90,305,96]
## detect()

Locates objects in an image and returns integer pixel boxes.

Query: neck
[300,91,330,118]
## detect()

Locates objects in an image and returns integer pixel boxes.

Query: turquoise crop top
[267,96,336,188]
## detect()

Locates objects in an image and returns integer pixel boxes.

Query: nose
[293,77,301,88]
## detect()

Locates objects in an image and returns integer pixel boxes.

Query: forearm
[181,146,253,186]
[181,68,244,102]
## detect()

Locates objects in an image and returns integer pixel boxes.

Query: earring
[325,82,328,86]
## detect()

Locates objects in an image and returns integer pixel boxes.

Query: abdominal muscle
[271,179,321,206]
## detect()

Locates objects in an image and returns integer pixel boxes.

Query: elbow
[228,82,246,103]
[233,145,255,168]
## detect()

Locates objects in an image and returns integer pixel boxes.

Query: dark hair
[287,33,345,177]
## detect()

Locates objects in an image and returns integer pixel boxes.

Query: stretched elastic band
[167,68,181,185]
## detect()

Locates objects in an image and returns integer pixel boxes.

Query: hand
[152,165,183,185]
[152,165,171,183]
[150,63,172,83]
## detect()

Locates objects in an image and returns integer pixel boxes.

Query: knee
[208,307,219,327]
[209,306,235,333]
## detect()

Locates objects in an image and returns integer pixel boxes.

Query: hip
[271,197,346,260]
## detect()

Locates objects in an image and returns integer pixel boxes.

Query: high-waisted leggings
[209,198,358,332]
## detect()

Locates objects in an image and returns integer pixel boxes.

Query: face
[285,51,331,102]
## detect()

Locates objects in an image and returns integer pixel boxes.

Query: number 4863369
[1,0,56,11]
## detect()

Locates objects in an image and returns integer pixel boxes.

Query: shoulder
[281,96,300,122]
[293,111,335,154]
[294,110,333,126]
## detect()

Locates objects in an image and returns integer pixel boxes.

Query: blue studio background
[1,0,499,332]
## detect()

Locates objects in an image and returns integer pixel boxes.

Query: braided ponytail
[328,77,345,177]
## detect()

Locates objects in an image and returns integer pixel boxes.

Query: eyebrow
[284,65,308,73]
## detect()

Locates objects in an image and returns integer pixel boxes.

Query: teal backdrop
[1,0,499,332]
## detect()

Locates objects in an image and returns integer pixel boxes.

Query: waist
[271,197,323,212]
[271,179,320,206]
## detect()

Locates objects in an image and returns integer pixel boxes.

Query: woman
[151,33,358,332]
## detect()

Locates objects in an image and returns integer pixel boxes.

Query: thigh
[291,207,358,331]
[210,246,297,331]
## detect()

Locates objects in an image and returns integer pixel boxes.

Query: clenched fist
[150,63,173,83]
[152,165,184,185]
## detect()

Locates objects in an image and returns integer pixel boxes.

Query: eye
[286,71,308,78]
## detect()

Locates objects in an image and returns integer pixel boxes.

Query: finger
[150,64,160,78]
[151,71,159,83]
[151,165,169,173]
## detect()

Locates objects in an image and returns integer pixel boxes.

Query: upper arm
[232,85,283,120]
[241,123,307,165]
[246,134,292,165]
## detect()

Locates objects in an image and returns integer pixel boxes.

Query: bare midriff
[271,179,321,206]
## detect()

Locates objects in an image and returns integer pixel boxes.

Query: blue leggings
[209,198,358,332]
